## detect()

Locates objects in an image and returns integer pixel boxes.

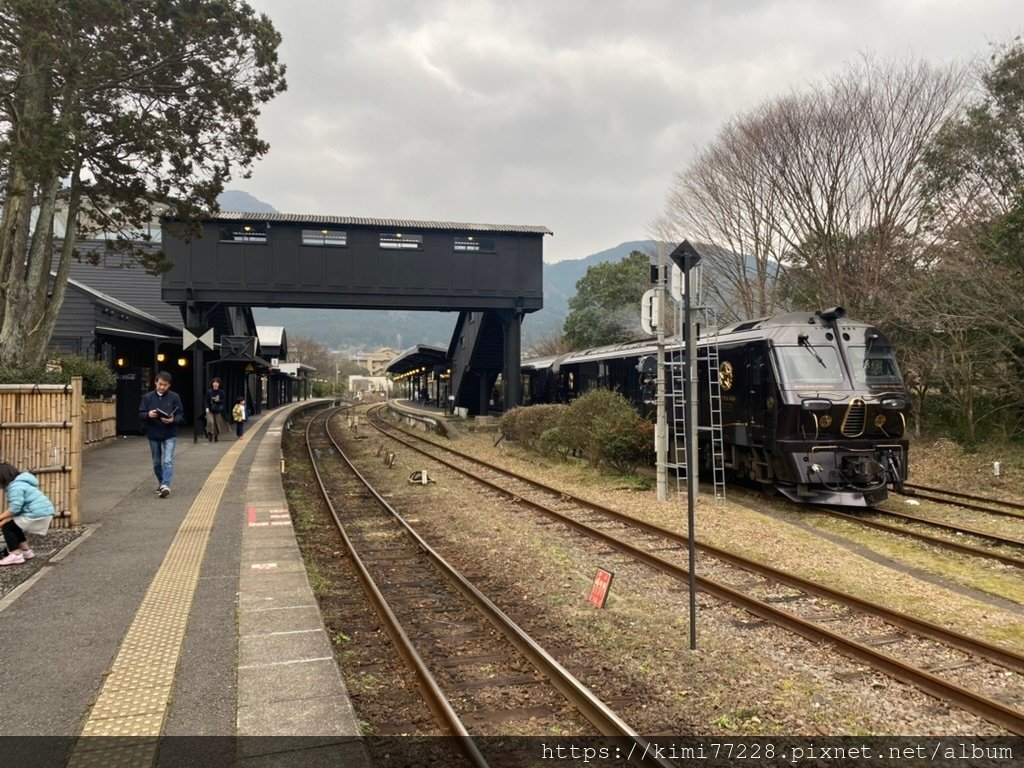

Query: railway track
[730,483,1024,570]
[305,406,674,766]
[368,403,1024,735]
[899,484,1024,521]
[818,507,1024,570]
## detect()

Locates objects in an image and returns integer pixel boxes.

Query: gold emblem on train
[719,361,734,391]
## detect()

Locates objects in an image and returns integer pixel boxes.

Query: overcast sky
[234,0,1023,263]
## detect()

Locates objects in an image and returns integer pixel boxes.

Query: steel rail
[900,484,1024,520]
[368,405,1024,734]
[316,406,675,767]
[304,408,489,768]
[371,406,1024,671]
[821,508,1024,570]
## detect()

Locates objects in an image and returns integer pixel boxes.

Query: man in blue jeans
[139,371,184,498]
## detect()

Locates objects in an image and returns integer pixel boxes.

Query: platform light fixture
[156,353,165,362]
[177,357,187,367]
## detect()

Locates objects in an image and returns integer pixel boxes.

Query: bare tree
[661,55,966,323]
[525,333,572,358]
[287,335,336,377]
[659,113,789,321]
[897,259,1021,441]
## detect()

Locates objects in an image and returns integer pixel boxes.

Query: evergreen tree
[563,250,651,349]
[0,0,287,369]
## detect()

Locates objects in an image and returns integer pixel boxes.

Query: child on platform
[0,462,55,566]
[232,396,247,439]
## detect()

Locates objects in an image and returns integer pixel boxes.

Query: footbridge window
[454,236,495,252]
[379,233,422,249]
[302,228,348,247]
[219,222,268,243]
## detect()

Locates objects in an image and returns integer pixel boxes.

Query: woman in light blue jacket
[0,462,55,566]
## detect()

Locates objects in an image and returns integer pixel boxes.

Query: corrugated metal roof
[58,241,184,328]
[209,211,552,236]
[65,277,176,329]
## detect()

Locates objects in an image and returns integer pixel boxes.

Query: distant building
[353,347,398,376]
[347,375,392,395]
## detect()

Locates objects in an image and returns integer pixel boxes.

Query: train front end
[767,308,910,507]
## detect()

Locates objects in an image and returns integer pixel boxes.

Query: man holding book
[139,370,184,498]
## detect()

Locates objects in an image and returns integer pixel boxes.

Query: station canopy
[385,344,448,378]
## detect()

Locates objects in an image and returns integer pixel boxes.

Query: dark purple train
[521,307,910,506]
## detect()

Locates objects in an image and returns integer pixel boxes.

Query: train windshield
[847,345,904,387]
[773,346,845,387]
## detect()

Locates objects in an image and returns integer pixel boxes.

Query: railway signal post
[669,240,703,650]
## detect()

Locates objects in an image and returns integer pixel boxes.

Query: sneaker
[0,551,25,566]
[159,485,170,498]
[21,548,34,560]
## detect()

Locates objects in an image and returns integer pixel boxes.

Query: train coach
[521,307,910,506]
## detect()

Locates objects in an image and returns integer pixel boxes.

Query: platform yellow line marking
[67,419,275,767]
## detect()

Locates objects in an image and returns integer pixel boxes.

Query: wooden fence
[0,378,83,527]
[85,400,117,449]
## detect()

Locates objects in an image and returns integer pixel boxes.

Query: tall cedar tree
[0,0,286,368]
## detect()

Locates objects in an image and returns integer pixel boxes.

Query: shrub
[558,389,653,473]
[598,416,655,474]
[58,356,117,398]
[500,404,568,452]
[0,356,116,398]
[538,426,570,459]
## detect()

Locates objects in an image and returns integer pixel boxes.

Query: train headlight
[881,397,907,410]
[819,415,833,428]
[801,398,832,411]
[874,414,887,429]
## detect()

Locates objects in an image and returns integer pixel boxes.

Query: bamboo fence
[0,378,83,527]
[84,400,117,449]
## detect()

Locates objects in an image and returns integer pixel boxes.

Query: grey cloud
[239,0,1024,262]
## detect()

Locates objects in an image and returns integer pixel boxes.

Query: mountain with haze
[216,191,655,353]
[217,189,278,213]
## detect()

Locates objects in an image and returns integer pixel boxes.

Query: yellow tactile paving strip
[67,426,266,768]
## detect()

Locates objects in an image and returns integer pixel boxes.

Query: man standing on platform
[139,371,184,498]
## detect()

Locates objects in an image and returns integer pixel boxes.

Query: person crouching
[0,462,55,566]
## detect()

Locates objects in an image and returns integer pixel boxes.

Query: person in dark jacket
[203,377,227,442]
[139,371,184,498]
[0,462,55,566]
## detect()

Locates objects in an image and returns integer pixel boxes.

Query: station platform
[0,401,370,767]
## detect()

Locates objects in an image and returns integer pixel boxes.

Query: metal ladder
[698,307,726,502]
[667,306,726,502]
[666,341,690,496]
